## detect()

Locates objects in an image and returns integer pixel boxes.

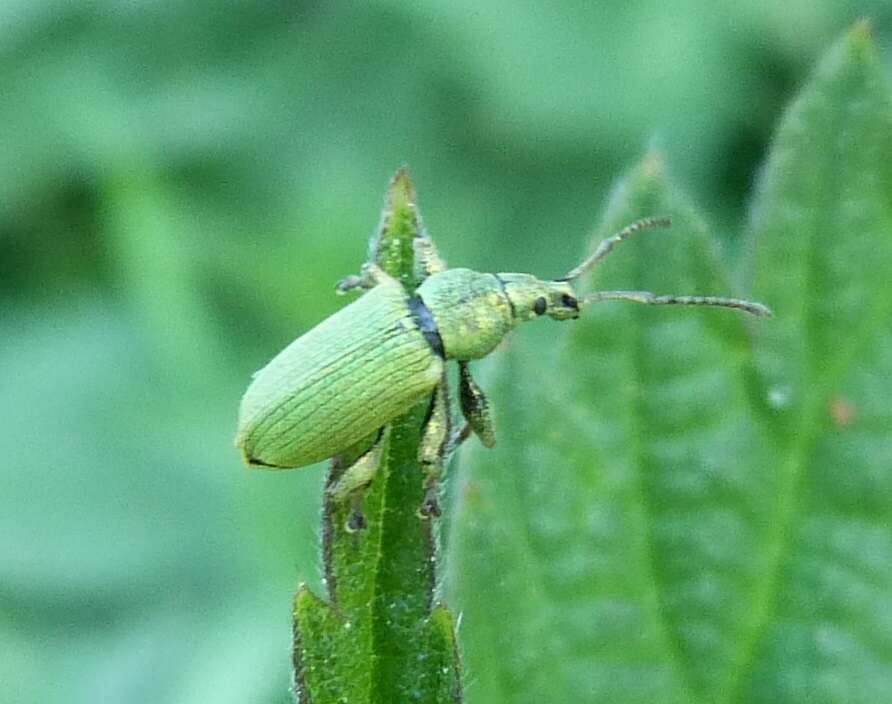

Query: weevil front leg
[458,362,496,448]
[327,430,385,531]
[336,262,391,295]
[418,379,451,518]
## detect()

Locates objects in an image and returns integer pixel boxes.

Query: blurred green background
[2,2,890,702]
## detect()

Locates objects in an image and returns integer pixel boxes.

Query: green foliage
[3,4,892,702]
[293,172,461,704]
[447,24,892,704]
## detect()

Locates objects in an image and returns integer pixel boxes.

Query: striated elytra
[236,273,443,469]
[235,266,580,469]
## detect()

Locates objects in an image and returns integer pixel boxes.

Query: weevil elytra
[235,217,770,522]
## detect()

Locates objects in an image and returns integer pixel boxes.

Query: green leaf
[448,153,770,703]
[293,170,462,704]
[447,22,892,704]
[740,21,892,702]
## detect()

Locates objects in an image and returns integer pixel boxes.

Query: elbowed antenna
[582,290,772,317]
[557,216,772,318]
[559,216,672,283]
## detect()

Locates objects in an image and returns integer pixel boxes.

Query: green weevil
[235,217,770,523]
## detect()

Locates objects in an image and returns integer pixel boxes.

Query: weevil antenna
[581,290,772,317]
[558,216,672,283]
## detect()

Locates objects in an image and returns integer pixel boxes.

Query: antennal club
[560,216,672,282]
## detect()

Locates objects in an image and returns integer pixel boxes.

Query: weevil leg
[458,362,496,448]
[413,236,448,282]
[418,378,451,518]
[327,429,385,531]
[336,263,390,295]
[444,422,473,460]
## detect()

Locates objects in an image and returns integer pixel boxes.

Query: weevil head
[497,273,581,323]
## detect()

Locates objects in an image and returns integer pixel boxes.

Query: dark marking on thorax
[493,275,517,320]
[408,296,446,359]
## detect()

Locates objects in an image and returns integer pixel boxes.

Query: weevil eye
[561,294,579,310]
[534,297,548,316]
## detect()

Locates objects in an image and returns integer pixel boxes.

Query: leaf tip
[849,18,873,42]
[375,167,424,284]
[841,18,878,63]
[626,149,669,197]
[640,149,666,180]
[388,166,417,212]
[293,582,327,619]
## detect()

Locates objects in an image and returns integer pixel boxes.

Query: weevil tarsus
[336,262,390,295]
[458,362,496,448]
[347,494,368,532]
[328,430,386,531]
[334,274,365,295]
[418,379,451,518]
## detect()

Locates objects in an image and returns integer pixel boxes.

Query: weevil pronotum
[236,217,770,525]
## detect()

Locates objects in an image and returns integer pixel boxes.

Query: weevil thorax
[416,268,513,360]
[416,268,581,361]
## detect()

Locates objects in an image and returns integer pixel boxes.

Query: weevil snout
[498,274,581,323]
[542,283,581,321]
